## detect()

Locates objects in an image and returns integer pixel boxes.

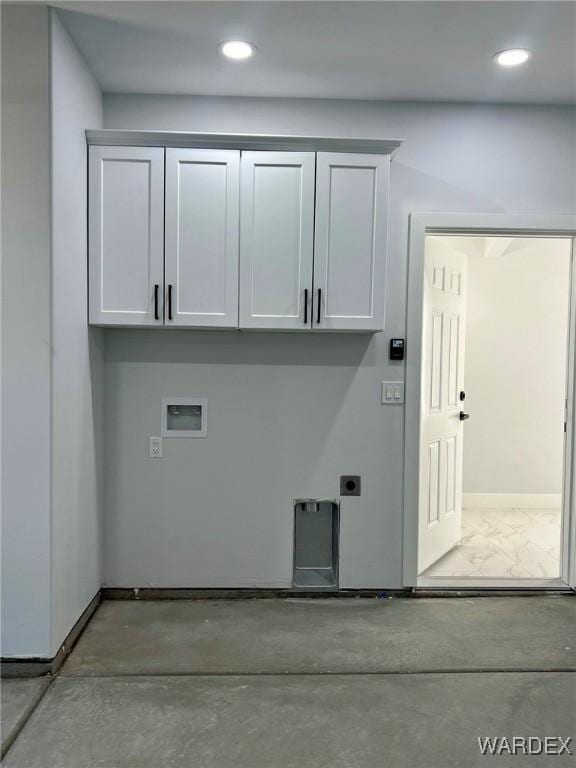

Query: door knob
[459,411,470,421]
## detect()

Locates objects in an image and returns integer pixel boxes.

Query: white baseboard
[463,493,562,510]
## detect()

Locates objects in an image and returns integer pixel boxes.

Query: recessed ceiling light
[494,48,533,67]
[219,41,255,60]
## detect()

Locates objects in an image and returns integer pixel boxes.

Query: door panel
[419,238,468,573]
[240,152,315,330]
[446,435,457,516]
[89,146,164,326]
[447,314,460,408]
[429,311,443,411]
[313,153,389,331]
[427,440,441,524]
[165,149,240,327]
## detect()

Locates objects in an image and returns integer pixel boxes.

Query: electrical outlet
[149,436,163,458]
[340,475,361,496]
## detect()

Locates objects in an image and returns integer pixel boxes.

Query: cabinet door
[239,152,315,330]
[165,149,240,328]
[313,153,389,332]
[89,146,164,326]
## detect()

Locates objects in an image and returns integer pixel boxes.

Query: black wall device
[389,338,405,361]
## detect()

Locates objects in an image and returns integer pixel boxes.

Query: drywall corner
[1,4,53,657]
[49,9,104,656]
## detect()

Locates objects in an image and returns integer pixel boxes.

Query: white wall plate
[161,397,208,437]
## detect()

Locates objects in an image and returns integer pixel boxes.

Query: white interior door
[418,238,468,572]
[165,149,240,328]
[89,146,164,326]
[239,151,315,330]
[313,153,388,331]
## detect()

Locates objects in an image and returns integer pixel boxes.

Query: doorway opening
[415,233,574,586]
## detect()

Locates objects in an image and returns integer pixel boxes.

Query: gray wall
[50,11,103,655]
[1,5,52,657]
[104,332,391,588]
[102,96,575,589]
[1,8,104,658]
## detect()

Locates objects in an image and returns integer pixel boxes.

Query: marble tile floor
[421,508,561,579]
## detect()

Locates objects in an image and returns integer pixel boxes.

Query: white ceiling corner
[52,1,576,104]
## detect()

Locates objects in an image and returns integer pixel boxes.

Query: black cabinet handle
[459,391,466,401]
[168,284,173,321]
[154,284,159,320]
[459,411,470,421]
[304,289,309,324]
[316,288,322,325]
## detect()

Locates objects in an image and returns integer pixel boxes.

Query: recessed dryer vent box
[161,398,207,438]
[293,500,339,589]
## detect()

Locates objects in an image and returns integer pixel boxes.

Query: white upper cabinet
[165,149,240,328]
[89,146,164,326]
[239,152,315,330]
[313,153,389,332]
[88,135,396,332]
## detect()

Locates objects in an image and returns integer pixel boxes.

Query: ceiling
[431,236,565,260]
[55,1,576,104]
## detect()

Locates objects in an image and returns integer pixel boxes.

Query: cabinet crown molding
[85,129,403,155]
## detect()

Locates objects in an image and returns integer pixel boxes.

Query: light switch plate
[149,436,163,458]
[381,381,405,404]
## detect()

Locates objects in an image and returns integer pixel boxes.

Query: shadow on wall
[88,326,105,577]
[103,329,376,367]
[390,160,505,221]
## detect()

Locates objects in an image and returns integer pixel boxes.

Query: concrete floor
[2,597,575,767]
[0,679,49,758]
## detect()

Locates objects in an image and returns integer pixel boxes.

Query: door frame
[403,213,576,589]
